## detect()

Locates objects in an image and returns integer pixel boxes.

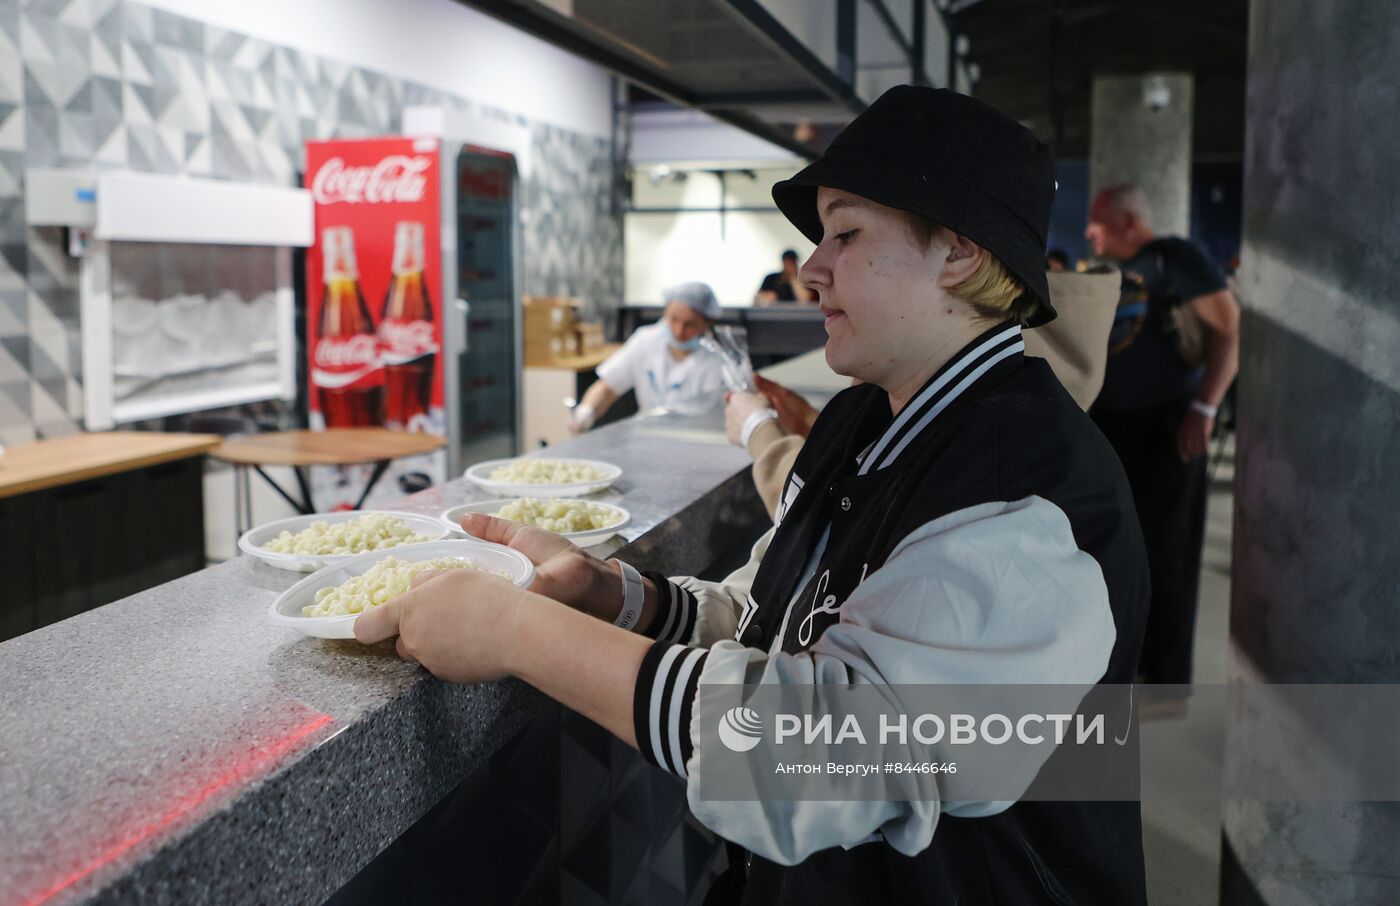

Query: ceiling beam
[865,0,915,60]
[716,0,866,112]
[691,89,834,107]
[461,0,822,159]
[911,0,928,85]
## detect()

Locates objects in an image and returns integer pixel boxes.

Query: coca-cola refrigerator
[304,136,522,507]
[446,146,522,466]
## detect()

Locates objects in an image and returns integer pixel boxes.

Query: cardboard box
[576,321,606,352]
[523,296,581,366]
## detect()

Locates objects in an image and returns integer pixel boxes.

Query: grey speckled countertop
[0,409,760,906]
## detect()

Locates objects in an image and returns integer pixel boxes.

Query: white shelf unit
[25,169,313,430]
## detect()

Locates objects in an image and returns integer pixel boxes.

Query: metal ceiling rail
[866,0,915,60]
[462,0,822,159]
[463,1,971,158]
[715,0,866,113]
[689,89,835,109]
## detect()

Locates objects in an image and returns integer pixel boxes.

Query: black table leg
[248,460,398,515]
[293,466,316,514]
[353,460,392,511]
[253,465,316,515]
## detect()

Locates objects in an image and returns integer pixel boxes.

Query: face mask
[669,335,702,353]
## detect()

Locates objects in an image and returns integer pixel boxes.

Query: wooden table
[543,344,621,371]
[0,431,221,498]
[0,432,221,642]
[212,428,446,528]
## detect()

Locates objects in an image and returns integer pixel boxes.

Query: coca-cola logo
[312,155,431,205]
[378,319,437,359]
[312,334,381,390]
[314,334,378,370]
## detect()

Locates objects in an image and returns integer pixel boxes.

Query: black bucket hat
[773,85,1057,326]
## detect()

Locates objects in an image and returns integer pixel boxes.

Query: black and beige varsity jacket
[633,321,1150,905]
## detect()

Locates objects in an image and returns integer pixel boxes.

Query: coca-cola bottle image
[378,221,437,431]
[312,226,383,427]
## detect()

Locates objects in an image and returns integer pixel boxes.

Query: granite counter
[0,410,765,906]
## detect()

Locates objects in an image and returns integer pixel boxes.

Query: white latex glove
[568,403,597,434]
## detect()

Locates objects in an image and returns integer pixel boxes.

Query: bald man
[1085,184,1240,704]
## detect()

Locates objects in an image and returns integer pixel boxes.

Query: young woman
[357,86,1150,905]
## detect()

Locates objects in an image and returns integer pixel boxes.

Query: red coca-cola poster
[305,137,444,507]
[306,137,443,429]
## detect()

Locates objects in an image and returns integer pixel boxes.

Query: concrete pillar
[1089,72,1193,236]
[1223,1,1400,903]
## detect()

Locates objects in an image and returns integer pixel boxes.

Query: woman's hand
[754,374,820,438]
[354,568,528,684]
[457,512,621,621]
[354,565,650,748]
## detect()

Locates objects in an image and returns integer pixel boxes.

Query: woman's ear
[936,233,986,289]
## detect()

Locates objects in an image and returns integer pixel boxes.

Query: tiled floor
[1141,441,1235,905]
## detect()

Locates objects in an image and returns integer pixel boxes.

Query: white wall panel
[141,0,613,138]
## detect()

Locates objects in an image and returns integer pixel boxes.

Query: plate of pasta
[441,498,631,547]
[464,457,621,498]
[239,510,452,572]
[268,539,536,639]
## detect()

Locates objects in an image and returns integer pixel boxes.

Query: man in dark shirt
[755,249,814,304]
[1086,184,1240,705]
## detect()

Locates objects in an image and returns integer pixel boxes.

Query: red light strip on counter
[16,713,336,906]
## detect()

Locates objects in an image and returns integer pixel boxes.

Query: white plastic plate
[463,458,622,498]
[268,538,536,640]
[238,510,451,573]
[440,499,631,548]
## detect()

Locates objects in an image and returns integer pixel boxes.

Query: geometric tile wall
[0,0,625,446]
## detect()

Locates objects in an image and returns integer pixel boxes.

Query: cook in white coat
[569,282,729,430]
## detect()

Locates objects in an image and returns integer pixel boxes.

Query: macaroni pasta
[263,514,432,556]
[496,498,624,534]
[302,556,482,617]
[488,459,606,485]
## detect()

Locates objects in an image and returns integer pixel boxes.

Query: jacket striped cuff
[633,640,707,778]
[640,571,698,643]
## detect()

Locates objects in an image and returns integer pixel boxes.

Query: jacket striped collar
[856,321,1024,476]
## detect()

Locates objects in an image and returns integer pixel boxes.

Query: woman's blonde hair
[904,213,1040,325]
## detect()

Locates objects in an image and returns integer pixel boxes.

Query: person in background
[569,282,729,431]
[754,249,815,304]
[1046,248,1070,272]
[1085,184,1241,709]
[727,268,1123,517]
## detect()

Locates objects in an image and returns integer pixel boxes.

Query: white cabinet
[522,367,579,449]
[25,170,312,429]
